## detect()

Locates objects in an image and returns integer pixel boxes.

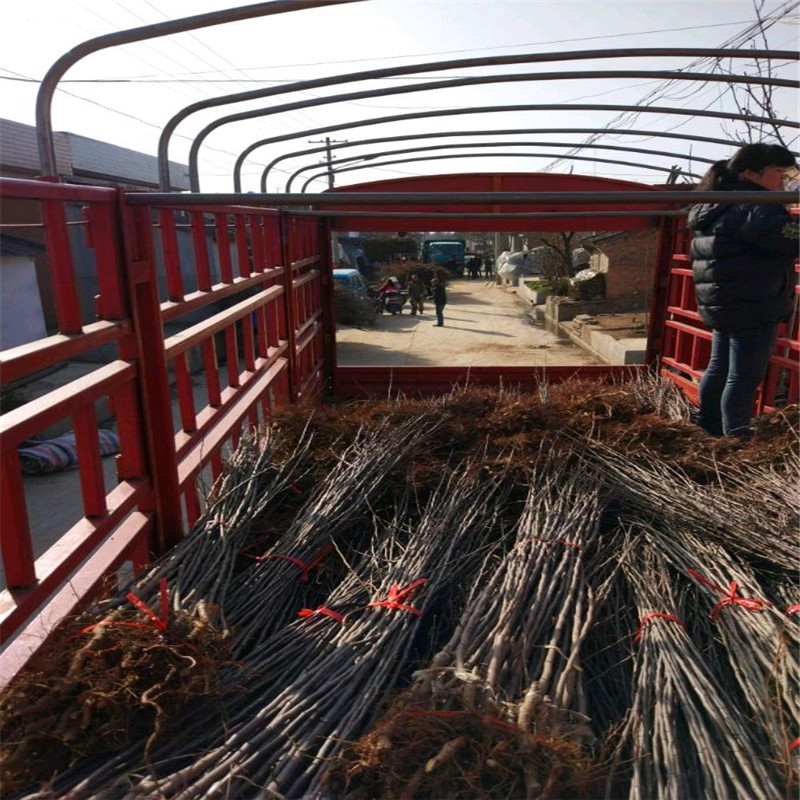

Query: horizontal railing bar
[0,321,131,384]
[0,360,136,445]
[0,177,117,202]
[160,271,284,323]
[128,191,797,207]
[293,209,689,218]
[0,508,153,689]
[163,285,283,358]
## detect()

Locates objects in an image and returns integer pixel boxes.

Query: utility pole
[308,137,346,188]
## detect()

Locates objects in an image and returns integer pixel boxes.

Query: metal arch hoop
[33,0,365,178]
[187,66,796,191]
[285,140,715,192]
[298,153,703,192]
[262,128,750,191]
[159,46,793,189]
[233,102,799,192]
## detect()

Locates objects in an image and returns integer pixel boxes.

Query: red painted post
[279,213,299,402]
[72,405,107,518]
[119,198,183,553]
[86,202,126,320]
[159,208,184,302]
[318,216,337,388]
[235,215,250,278]
[190,211,212,291]
[41,198,83,334]
[215,212,234,283]
[0,450,36,588]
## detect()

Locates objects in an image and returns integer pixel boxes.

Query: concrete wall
[0,255,47,349]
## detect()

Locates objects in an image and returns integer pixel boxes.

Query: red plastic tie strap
[247,543,334,582]
[789,737,800,753]
[634,612,684,643]
[785,604,800,617]
[368,578,428,616]
[80,578,169,635]
[298,606,345,624]
[687,570,769,621]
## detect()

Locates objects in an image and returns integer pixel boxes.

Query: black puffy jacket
[688,178,798,332]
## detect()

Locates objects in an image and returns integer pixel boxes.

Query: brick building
[580,228,661,312]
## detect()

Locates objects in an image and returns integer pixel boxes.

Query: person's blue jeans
[697,324,778,437]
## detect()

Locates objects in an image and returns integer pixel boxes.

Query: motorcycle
[380,289,406,315]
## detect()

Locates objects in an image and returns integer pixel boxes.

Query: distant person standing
[431,277,447,326]
[407,273,426,315]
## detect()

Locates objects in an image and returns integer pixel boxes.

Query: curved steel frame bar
[286,140,713,192]
[263,127,748,191]
[149,46,795,189]
[188,66,796,191]
[162,46,787,184]
[34,0,364,177]
[299,152,703,192]
[234,103,798,192]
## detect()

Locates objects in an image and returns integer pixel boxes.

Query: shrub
[335,285,378,328]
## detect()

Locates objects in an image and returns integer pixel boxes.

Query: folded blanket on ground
[18,429,120,475]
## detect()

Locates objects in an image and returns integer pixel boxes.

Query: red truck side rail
[0,178,326,681]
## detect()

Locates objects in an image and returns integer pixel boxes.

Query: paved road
[336,278,602,367]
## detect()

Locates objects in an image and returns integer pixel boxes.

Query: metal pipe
[289,209,689,218]
[125,190,797,207]
[300,153,701,192]
[234,103,798,192]
[263,128,751,191]
[34,0,365,177]
[188,66,795,191]
[164,48,788,188]
[286,141,713,192]
[148,46,795,189]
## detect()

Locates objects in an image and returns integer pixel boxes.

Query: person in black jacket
[688,142,798,438]
[431,277,447,326]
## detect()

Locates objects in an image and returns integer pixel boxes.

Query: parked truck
[420,238,467,275]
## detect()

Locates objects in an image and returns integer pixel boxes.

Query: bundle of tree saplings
[225,416,441,658]
[570,433,799,572]
[606,533,785,800]
[329,456,615,800]
[641,522,800,787]
[24,460,508,800]
[0,426,310,798]
[7,377,798,800]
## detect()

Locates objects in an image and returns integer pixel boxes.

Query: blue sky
[1,0,797,191]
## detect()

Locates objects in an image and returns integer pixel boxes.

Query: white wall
[1,255,47,349]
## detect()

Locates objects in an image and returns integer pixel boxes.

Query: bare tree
[712,0,798,147]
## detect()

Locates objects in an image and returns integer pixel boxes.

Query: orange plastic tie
[298,605,345,624]
[246,543,333,582]
[687,569,769,621]
[634,611,684,643]
[79,578,169,635]
[368,578,427,616]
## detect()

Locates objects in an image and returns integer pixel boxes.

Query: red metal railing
[0,179,325,683]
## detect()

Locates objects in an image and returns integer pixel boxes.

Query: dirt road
[336,278,602,367]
